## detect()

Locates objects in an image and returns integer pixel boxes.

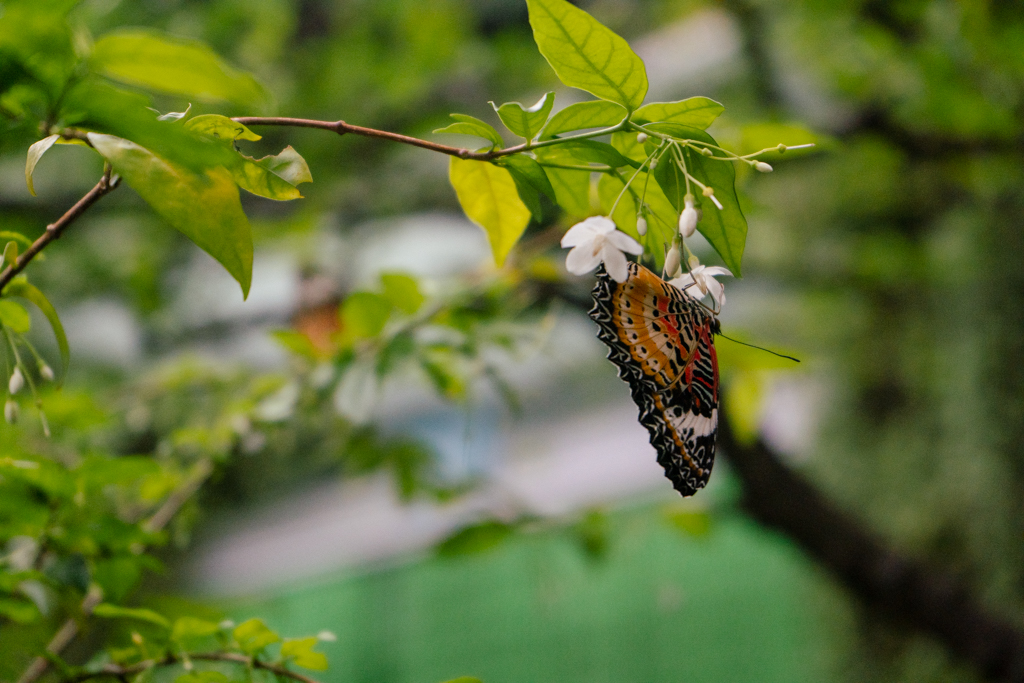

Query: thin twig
[0,173,118,294]
[230,116,627,161]
[16,459,215,683]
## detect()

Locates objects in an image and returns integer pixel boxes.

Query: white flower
[678,195,698,239]
[636,216,647,236]
[669,264,733,308]
[561,216,642,283]
[664,244,681,278]
[8,368,23,395]
[754,161,773,173]
[39,364,54,382]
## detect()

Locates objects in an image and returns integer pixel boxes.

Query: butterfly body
[590,262,719,496]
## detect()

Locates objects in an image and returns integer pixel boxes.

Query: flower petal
[601,245,630,282]
[565,244,602,275]
[561,224,596,248]
[706,277,725,306]
[702,266,733,278]
[606,229,643,255]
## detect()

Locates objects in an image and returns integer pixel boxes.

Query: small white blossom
[636,133,648,144]
[669,264,733,308]
[39,364,54,382]
[8,368,23,395]
[561,216,643,283]
[636,216,647,236]
[678,195,698,239]
[664,245,681,278]
[754,161,773,173]
[5,399,18,424]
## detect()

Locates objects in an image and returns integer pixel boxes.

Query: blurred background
[4,0,1024,681]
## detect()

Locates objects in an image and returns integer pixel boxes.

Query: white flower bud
[688,255,701,270]
[317,630,338,642]
[39,364,54,382]
[648,159,658,170]
[5,399,18,424]
[664,245,681,278]
[754,161,773,172]
[636,216,647,236]
[8,368,23,395]
[636,133,648,144]
[678,196,698,239]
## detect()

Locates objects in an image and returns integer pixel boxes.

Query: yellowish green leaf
[449,157,531,266]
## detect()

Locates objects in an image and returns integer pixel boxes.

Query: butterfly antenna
[716,332,801,363]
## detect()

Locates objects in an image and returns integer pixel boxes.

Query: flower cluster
[560,215,732,308]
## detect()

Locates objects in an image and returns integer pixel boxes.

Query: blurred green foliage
[0,0,1022,681]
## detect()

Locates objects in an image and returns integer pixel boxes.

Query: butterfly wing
[590,262,719,496]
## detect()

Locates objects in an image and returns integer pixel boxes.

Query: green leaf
[88,133,253,297]
[184,113,261,141]
[270,329,319,360]
[25,134,59,196]
[436,520,514,557]
[449,157,531,266]
[342,292,393,341]
[633,97,724,129]
[171,616,221,644]
[441,678,484,683]
[281,637,329,671]
[0,596,40,624]
[647,124,747,275]
[0,300,30,333]
[526,0,648,111]
[92,603,171,629]
[380,273,424,315]
[491,91,555,141]
[184,116,310,200]
[538,100,626,140]
[3,278,69,383]
[494,155,555,221]
[251,146,313,186]
[535,139,635,169]
[233,617,280,655]
[543,167,591,218]
[434,114,505,149]
[2,241,19,269]
[90,29,269,108]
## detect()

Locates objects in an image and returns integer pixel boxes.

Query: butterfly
[590,261,720,497]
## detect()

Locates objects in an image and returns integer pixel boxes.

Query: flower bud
[8,368,23,395]
[700,146,713,156]
[636,216,648,236]
[664,245,681,278]
[636,133,648,144]
[688,255,701,270]
[39,364,54,382]
[754,161,773,173]
[648,159,658,170]
[5,399,18,424]
[678,196,698,239]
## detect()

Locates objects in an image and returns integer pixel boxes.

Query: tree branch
[718,415,1024,683]
[16,459,215,683]
[230,116,626,161]
[0,172,118,294]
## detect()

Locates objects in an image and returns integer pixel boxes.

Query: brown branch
[66,651,323,683]
[0,172,117,294]
[16,459,215,683]
[231,116,533,160]
[718,415,1024,682]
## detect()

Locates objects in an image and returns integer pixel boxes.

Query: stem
[0,172,118,294]
[231,116,629,161]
